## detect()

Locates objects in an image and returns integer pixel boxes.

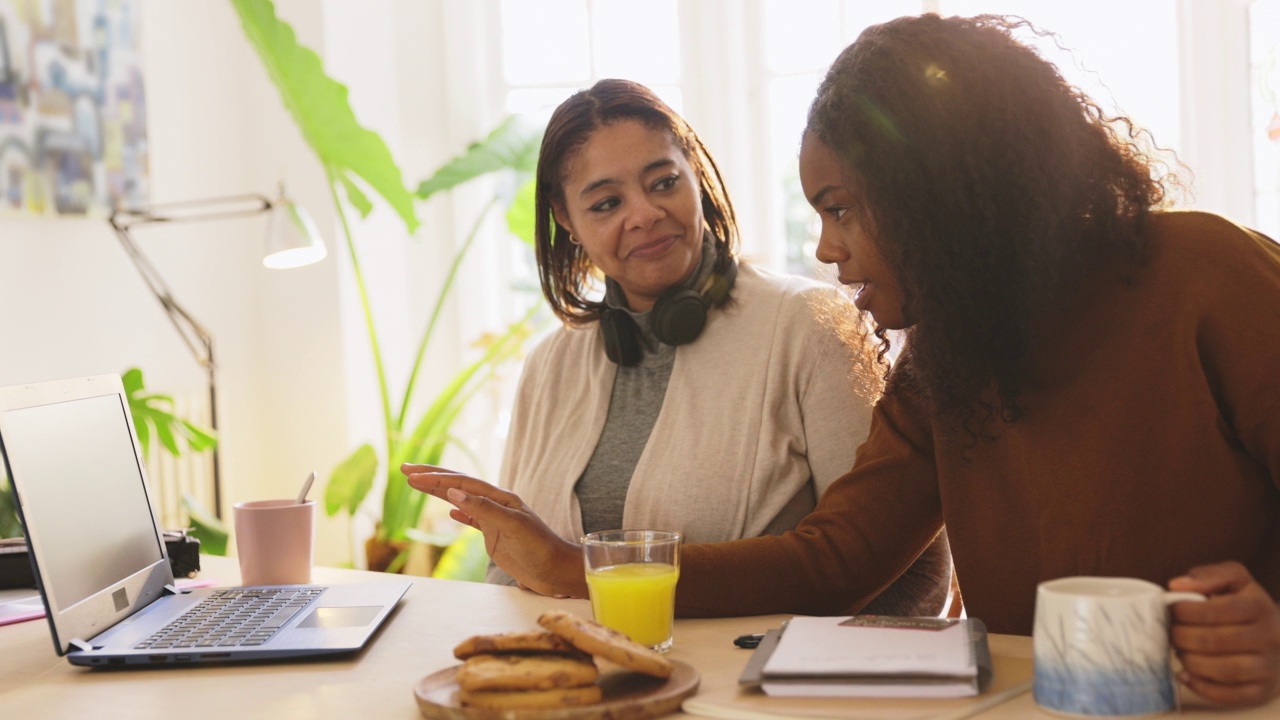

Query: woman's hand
[401,463,589,599]
[1168,560,1280,707]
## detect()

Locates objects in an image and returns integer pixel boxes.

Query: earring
[568,234,581,246]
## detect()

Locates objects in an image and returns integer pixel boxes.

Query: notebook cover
[739,617,993,697]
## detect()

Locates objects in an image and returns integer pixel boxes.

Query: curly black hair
[806,13,1180,437]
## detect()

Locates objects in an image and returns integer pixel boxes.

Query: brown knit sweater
[677,211,1280,635]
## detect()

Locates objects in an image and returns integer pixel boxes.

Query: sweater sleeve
[1191,218,1280,489]
[676,379,944,617]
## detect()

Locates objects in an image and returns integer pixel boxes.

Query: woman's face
[553,120,704,312]
[799,133,910,330]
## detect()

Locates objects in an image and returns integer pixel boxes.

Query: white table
[1,557,1274,719]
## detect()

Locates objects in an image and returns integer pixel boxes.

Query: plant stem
[397,195,501,430]
[326,172,395,452]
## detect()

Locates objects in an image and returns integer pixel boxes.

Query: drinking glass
[582,529,681,653]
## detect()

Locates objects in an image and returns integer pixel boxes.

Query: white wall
[0,0,357,566]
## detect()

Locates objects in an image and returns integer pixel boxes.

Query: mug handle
[1164,591,1207,605]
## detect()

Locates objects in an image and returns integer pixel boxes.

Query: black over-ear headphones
[601,259,738,366]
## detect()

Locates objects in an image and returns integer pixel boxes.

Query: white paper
[763,616,976,678]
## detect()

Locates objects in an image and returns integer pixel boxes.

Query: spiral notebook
[739,616,992,698]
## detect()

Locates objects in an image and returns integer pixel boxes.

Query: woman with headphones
[405,79,952,617]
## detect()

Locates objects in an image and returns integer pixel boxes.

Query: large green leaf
[121,367,145,397]
[229,0,419,233]
[124,369,217,460]
[133,414,152,460]
[431,527,489,582]
[505,177,537,247]
[416,115,544,201]
[182,494,229,556]
[0,471,21,539]
[179,420,219,453]
[324,444,378,517]
[381,314,534,540]
[148,408,181,456]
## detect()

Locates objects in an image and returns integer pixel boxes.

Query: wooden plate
[415,659,700,720]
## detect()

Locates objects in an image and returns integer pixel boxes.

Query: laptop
[0,373,411,666]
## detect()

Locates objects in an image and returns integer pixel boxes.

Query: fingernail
[446,488,467,503]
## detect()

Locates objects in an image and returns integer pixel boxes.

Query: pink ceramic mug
[233,499,314,586]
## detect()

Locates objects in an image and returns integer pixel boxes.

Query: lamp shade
[263,197,326,269]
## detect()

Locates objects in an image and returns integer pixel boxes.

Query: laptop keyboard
[134,588,326,650]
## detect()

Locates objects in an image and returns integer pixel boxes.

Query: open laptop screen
[1,392,162,613]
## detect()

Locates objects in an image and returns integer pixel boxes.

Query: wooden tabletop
[0,557,1274,719]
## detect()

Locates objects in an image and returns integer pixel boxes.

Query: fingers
[1178,670,1277,709]
[1174,613,1270,653]
[1174,588,1278,632]
[1178,651,1274,686]
[447,507,478,530]
[402,466,525,509]
[1169,561,1252,597]
[442,487,514,526]
[1168,562,1280,707]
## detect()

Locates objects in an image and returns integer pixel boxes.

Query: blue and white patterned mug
[1033,577,1205,718]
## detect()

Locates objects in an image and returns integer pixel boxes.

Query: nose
[625,195,665,231]
[813,225,848,266]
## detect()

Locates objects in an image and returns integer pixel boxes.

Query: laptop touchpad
[298,606,382,628]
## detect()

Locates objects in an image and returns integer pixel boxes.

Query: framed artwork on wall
[0,0,147,217]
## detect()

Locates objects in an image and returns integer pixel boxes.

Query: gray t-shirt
[573,311,675,535]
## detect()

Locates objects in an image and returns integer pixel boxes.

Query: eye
[825,206,848,220]
[588,197,620,213]
[652,174,679,192]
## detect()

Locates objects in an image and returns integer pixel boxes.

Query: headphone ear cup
[650,287,707,346]
[600,309,643,366]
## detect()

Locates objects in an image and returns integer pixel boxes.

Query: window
[758,0,932,274]
[1251,0,1280,238]
[499,0,683,117]
[479,1,1249,274]
[758,0,1180,274]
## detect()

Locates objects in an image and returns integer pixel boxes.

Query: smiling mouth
[627,234,679,259]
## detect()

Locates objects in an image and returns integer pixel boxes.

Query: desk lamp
[108,186,326,518]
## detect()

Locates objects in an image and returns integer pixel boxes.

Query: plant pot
[364,536,442,575]
[365,537,410,573]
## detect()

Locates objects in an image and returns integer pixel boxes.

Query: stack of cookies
[452,610,674,710]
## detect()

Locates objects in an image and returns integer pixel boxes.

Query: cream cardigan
[498,263,871,546]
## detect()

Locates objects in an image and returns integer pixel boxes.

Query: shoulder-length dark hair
[806,14,1178,435]
[535,79,740,325]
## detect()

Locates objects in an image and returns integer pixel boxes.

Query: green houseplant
[0,471,20,539]
[230,0,542,578]
[123,368,228,555]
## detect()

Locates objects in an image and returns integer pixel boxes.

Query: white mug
[1033,576,1205,717]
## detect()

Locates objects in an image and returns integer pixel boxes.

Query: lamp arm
[110,223,215,372]
[109,218,223,517]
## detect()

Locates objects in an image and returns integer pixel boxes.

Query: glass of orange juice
[582,530,681,653]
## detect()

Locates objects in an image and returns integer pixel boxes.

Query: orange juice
[585,562,679,648]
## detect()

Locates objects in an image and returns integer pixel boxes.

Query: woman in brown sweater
[406,14,1280,707]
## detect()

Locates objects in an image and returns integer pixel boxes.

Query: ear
[551,202,574,239]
